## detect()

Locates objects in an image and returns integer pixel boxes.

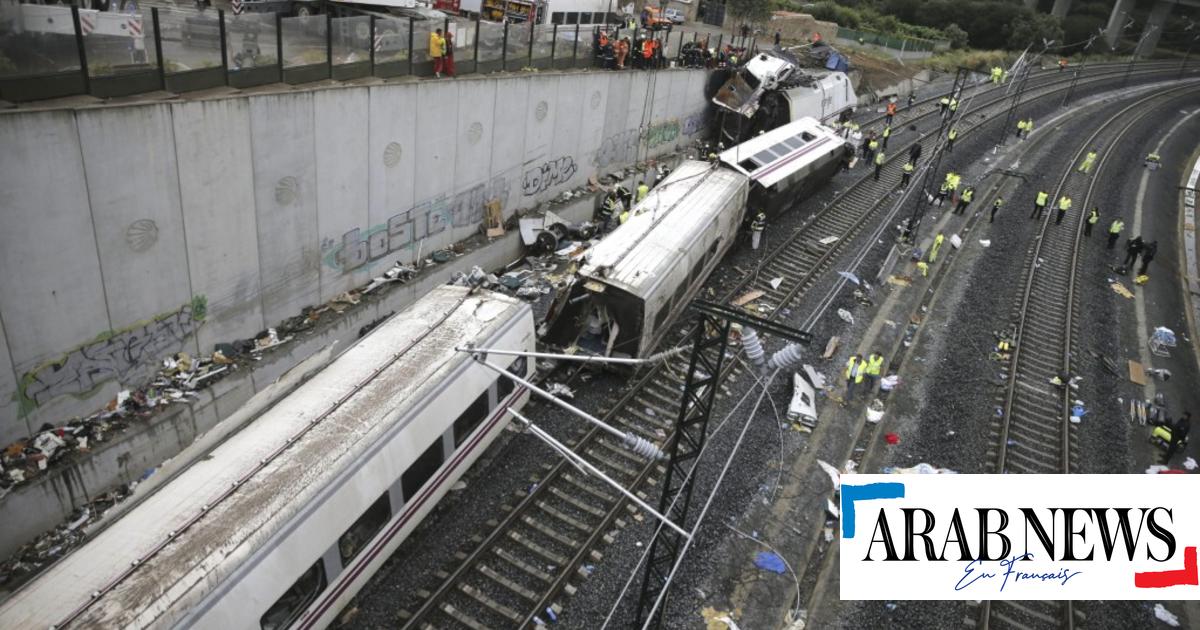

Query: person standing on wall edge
[430,28,445,78]
[443,28,456,77]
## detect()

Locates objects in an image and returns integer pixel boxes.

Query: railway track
[974,82,1200,630]
[394,64,1197,630]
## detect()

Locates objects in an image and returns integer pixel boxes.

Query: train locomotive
[542,116,851,359]
[0,286,534,630]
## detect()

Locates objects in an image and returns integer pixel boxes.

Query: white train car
[718,116,852,220]
[542,160,749,359]
[0,285,534,630]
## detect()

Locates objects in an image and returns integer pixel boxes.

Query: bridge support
[1104,0,1137,50]
[1051,0,1071,19]
[1134,0,1174,57]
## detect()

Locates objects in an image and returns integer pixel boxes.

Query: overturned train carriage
[542,117,850,359]
[719,116,853,220]
[542,160,749,359]
[0,286,533,630]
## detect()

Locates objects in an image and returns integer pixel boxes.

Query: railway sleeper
[536,500,595,532]
[554,478,613,514]
[438,602,494,630]
[457,583,524,624]
[520,514,583,550]
[493,545,555,583]
[476,563,540,603]
[585,447,639,478]
[506,529,569,566]
[595,435,652,466]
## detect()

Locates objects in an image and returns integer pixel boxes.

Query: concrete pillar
[1051,0,1071,19]
[1104,0,1136,50]
[1023,0,1038,9]
[1134,0,1174,57]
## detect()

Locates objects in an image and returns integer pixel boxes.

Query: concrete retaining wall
[0,68,710,444]
[0,69,710,556]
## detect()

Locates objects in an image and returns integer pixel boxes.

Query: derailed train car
[0,286,533,630]
[542,117,852,358]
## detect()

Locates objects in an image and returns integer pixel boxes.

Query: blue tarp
[754,551,787,574]
[825,52,849,73]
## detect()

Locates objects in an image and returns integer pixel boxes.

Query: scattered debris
[949,234,962,249]
[979,239,992,248]
[884,432,900,445]
[887,463,957,474]
[1184,457,1198,471]
[1128,360,1147,385]
[826,498,840,519]
[866,399,885,423]
[836,308,854,324]
[1154,603,1180,627]
[734,290,766,306]
[880,375,900,391]
[837,271,861,286]
[1110,281,1135,299]
[886,275,912,287]
[817,460,841,489]
[818,235,839,245]
[769,277,784,290]
[821,337,840,359]
[754,551,787,574]
[546,383,575,399]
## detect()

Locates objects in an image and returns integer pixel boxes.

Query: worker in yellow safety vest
[844,354,865,402]
[1078,150,1097,174]
[874,150,886,181]
[1084,206,1100,236]
[882,124,892,149]
[939,95,951,115]
[954,186,974,215]
[948,97,959,114]
[1032,190,1049,220]
[1107,218,1124,249]
[1055,195,1072,225]
[991,66,1003,83]
[636,181,649,202]
[990,196,1003,223]
[900,160,914,189]
[929,232,945,263]
[864,352,885,393]
[946,127,959,152]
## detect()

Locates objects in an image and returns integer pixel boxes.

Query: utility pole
[1063,31,1100,106]
[1122,26,1155,88]
[901,67,970,243]
[633,303,810,629]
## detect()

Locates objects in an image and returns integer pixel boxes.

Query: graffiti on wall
[17,296,208,414]
[323,176,511,273]
[594,111,708,167]
[522,156,578,197]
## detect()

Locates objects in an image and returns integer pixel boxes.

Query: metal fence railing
[0,3,733,103]
[836,26,947,53]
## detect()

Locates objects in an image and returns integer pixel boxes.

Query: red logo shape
[1135,546,1198,588]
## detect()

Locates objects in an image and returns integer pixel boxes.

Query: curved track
[977,82,1200,630]
[394,64,1199,630]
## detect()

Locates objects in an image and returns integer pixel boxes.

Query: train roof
[0,286,526,629]
[719,117,846,188]
[579,160,748,299]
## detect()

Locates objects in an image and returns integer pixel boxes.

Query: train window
[653,300,672,332]
[338,493,392,566]
[566,11,578,22]
[738,158,759,172]
[453,391,491,448]
[753,149,776,164]
[260,560,327,630]
[497,356,527,401]
[801,132,816,142]
[401,438,445,500]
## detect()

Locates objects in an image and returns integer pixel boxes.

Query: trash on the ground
[1184,457,1198,471]
[837,309,854,324]
[885,432,900,445]
[888,463,957,474]
[885,602,898,612]
[770,277,784,290]
[1154,603,1180,627]
[949,234,962,249]
[1145,465,1171,474]
[431,249,454,263]
[887,275,912,287]
[702,607,740,630]
[1150,327,1177,356]
[1070,401,1086,424]
[817,460,841,490]
[451,480,468,491]
[754,551,787,574]
[866,399,885,423]
[822,337,840,359]
[1135,274,1149,285]
[818,235,840,245]
[838,271,861,286]
[880,375,900,391]
[824,527,834,543]
[1148,367,1172,381]
[546,383,575,399]
[734,290,766,306]
[1128,360,1147,385]
[979,239,991,248]
[1110,281,1135,299]
[827,498,840,519]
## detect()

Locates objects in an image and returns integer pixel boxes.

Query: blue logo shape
[842,482,905,539]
